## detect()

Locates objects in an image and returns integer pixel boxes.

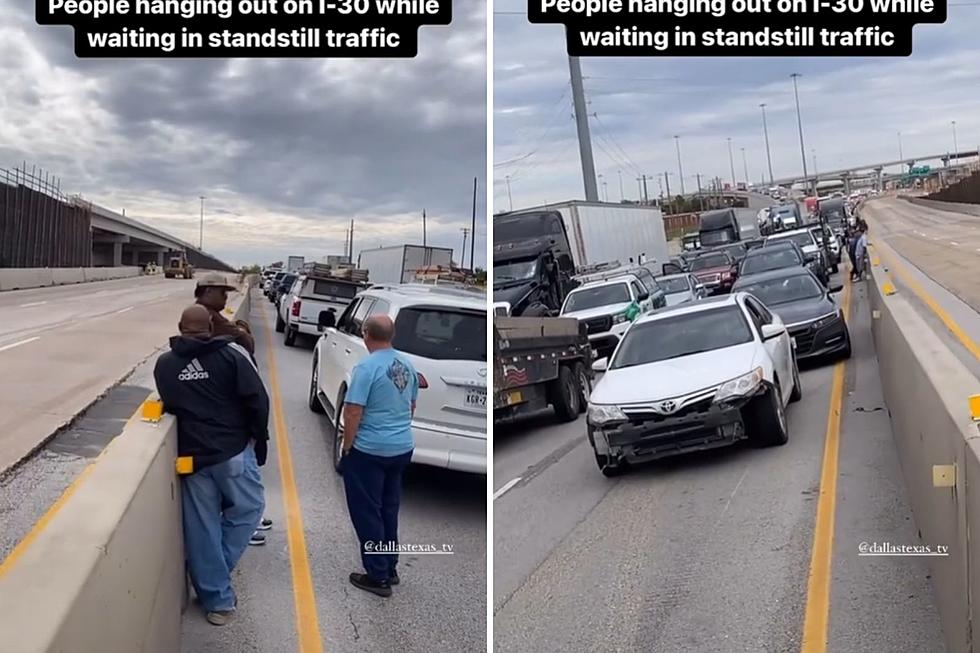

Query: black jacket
[153,335,270,469]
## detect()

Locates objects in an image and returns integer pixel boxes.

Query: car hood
[563,302,631,321]
[493,281,534,306]
[768,296,836,327]
[592,341,760,404]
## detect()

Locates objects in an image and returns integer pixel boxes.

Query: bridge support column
[112,242,123,267]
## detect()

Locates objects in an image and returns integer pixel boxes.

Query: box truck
[357,245,453,284]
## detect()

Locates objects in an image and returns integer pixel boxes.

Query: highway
[492,269,946,652]
[0,273,224,474]
[181,296,487,652]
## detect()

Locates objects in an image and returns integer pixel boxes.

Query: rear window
[742,249,802,274]
[658,277,690,293]
[308,279,359,299]
[690,254,730,271]
[394,308,486,361]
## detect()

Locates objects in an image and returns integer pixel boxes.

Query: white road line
[0,337,40,353]
[493,477,522,501]
[951,241,960,246]
[18,301,47,308]
[722,467,750,517]
[115,306,134,314]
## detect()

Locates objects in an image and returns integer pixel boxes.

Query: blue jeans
[341,447,413,583]
[181,445,265,612]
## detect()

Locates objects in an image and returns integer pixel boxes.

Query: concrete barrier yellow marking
[933,465,956,488]
[882,282,897,296]
[800,274,853,653]
[258,301,324,653]
[970,395,980,421]
[141,399,164,422]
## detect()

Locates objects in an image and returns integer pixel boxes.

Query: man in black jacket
[154,305,269,627]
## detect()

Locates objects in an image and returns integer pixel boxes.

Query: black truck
[698,208,741,247]
[493,211,577,316]
[493,316,593,424]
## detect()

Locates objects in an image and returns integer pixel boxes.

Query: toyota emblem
[478,368,487,377]
[657,400,677,414]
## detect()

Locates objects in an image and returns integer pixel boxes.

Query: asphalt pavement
[493,272,944,652]
[181,293,487,653]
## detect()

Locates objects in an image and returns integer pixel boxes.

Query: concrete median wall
[0,266,140,291]
[0,285,252,652]
[868,255,980,653]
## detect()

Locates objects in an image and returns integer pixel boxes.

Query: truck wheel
[745,382,789,447]
[574,361,590,414]
[284,326,297,347]
[550,365,580,422]
[594,453,627,477]
[332,389,346,473]
[308,361,325,414]
[275,313,286,333]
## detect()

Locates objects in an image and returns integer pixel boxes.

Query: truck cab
[492,211,576,316]
[698,208,741,248]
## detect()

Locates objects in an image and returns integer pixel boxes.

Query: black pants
[342,447,413,582]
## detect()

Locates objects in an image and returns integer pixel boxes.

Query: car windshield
[741,249,802,274]
[393,308,486,361]
[611,306,753,369]
[690,254,729,271]
[563,284,630,312]
[738,274,824,306]
[769,233,813,249]
[658,277,690,293]
[494,259,537,283]
[700,230,734,246]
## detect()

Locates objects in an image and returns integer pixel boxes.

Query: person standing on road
[340,314,417,598]
[154,305,269,626]
[195,272,256,356]
[854,226,869,280]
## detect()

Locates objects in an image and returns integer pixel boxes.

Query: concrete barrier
[0,284,252,652]
[0,266,140,291]
[867,250,980,653]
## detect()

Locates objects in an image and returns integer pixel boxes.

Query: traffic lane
[828,280,944,652]
[183,302,486,653]
[493,409,590,493]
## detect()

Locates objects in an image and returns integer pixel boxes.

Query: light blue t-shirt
[346,348,418,457]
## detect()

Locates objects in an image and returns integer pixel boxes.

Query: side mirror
[592,357,608,373]
[761,323,785,340]
[637,292,650,301]
[318,309,336,330]
[829,284,843,293]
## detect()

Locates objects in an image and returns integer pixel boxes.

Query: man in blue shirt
[341,314,418,597]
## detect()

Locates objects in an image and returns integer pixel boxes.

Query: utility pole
[349,219,355,264]
[598,173,605,201]
[812,149,818,191]
[601,180,609,202]
[674,135,685,195]
[696,173,704,210]
[422,208,427,246]
[760,103,774,185]
[791,73,810,195]
[460,228,469,269]
[505,175,513,212]
[470,177,477,272]
[642,174,649,203]
[636,177,643,200]
[617,170,624,201]
[898,131,903,161]
[568,56,599,201]
[741,147,749,186]
[663,171,671,213]
[198,196,205,250]
[727,138,736,189]
[951,120,959,158]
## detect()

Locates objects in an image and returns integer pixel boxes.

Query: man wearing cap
[195,272,255,356]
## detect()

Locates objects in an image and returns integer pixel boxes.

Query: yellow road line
[258,301,325,653]
[800,274,853,653]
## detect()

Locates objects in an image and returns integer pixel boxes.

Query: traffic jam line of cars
[258,266,489,475]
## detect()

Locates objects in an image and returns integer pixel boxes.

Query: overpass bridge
[767,150,980,190]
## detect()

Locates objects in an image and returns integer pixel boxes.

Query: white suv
[587,293,801,476]
[560,275,657,361]
[309,283,487,474]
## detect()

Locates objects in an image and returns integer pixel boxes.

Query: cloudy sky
[0,0,487,268]
[494,9,980,210]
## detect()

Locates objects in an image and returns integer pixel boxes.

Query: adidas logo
[178,359,210,381]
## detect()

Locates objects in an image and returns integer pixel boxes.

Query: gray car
[655,273,706,306]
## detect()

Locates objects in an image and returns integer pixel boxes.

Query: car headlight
[810,310,842,331]
[588,403,627,425]
[612,312,628,324]
[714,367,764,403]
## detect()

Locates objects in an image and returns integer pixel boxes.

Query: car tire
[574,361,591,414]
[790,360,803,403]
[746,382,789,447]
[595,453,627,477]
[332,389,346,474]
[550,365,580,423]
[275,313,285,333]
[284,326,297,347]
[308,360,325,414]
[840,326,852,359]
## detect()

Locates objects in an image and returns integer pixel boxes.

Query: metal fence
[0,163,92,268]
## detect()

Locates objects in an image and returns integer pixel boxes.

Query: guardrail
[0,284,252,652]
[0,266,140,291]
[867,248,980,653]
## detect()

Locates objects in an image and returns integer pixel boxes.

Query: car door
[630,280,651,313]
[336,297,376,393]
[320,297,362,408]
[745,296,792,403]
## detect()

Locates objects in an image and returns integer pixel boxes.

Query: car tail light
[417,373,429,389]
[291,299,301,317]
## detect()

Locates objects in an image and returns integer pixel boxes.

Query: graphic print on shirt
[386,357,411,393]
[178,358,210,381]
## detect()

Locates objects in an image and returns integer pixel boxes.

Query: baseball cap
[196,272,236,290]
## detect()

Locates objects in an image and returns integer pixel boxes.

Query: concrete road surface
[181,297,487,653]
[0,273,232,474]
[493,274,945,652]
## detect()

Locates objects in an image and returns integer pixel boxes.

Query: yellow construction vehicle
[164,252,194,279]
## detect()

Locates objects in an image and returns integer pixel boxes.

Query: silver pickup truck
[277,274,364,347]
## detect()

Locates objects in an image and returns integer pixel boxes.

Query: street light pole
[812,149,818,190]
[952,120,959,158]
[791,73,810,195]
[741,147,749,186]
[505,175,513,211]
[618,170,624,201]
[674,135,685,195]
[460,228,469,269]
[760,103,774,186]
[727,138,736,189]
[198,196,205,250]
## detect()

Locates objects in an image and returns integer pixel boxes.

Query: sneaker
[349,572,392,597]
[249,532,266,546]
[256,517,272,531]
[389,570,400,586]
[206,610,235,626]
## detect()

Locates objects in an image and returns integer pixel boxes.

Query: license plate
[465,388,487,408]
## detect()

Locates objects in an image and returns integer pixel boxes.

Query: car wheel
[595,452,627,477]
[550,365,580,423]
[275,312,285,333]
[308,361,325,414]
[746,382,789,447]
[332,389,346,473]
[574,361,591,414]
[284,326,297,347]
[840,326,852,359]
[790,360,802,403]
